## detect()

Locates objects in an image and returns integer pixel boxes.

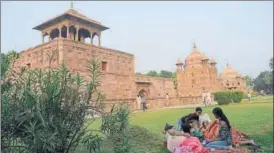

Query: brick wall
[100,96,206,112]
[134,75,177,98]
[14,40,60,71]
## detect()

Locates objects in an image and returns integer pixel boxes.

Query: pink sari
[173,137,210,153]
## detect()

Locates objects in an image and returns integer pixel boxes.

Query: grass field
[81,96,273,153]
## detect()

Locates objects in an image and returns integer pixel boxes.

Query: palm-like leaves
[1,59,106,153]
[1,53,131,153]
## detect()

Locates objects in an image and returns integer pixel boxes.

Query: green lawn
[82,97,273,153]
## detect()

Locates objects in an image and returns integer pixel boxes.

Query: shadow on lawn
[248,129,273,153]
[99,125,168,153]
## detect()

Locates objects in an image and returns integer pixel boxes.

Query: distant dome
[221,64,240,78]
[185,43,204,66]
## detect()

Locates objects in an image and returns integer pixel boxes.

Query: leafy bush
[101,105,131,153]
[214,91,244,105]
[1,53,131,153]
[233,92,244,103]
[214,92,231,105]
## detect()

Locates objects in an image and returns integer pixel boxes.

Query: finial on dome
[70,1,74,9]
[193,42,196,48]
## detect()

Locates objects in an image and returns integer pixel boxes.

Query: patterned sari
[203,120,250,145]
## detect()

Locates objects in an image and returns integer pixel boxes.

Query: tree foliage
[139,70,176,78]
[252,57,273,94]
[1,50,19,78]
[243,75,253,90]
[1,52,131,153]
[135,72,143,76]
[159,70,173,78]
[253,71,273,93]
[270,57,273,71]
[146,70,158,77]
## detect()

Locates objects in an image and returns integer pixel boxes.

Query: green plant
[101,105,131,153]
[233,91,244,103]
[214,91,244,105]
[1,54,131,153]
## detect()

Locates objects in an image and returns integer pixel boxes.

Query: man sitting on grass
[177,107,203,131]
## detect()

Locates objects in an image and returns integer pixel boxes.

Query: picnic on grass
[162,107,262,153]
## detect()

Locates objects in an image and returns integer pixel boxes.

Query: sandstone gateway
[13,8,246,110]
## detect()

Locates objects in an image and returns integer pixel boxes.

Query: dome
[221,64,240,78]
[185,43,204,66]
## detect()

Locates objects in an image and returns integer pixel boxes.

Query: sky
[1,1,273,78]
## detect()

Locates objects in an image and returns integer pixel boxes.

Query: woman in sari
[202,108,261,152]
[204,107,234,150]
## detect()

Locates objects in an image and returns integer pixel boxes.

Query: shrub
[101,105,131,153]
[233,92,244,103]
[214,91,244,105]
[1,54,131,153]
[214,92,231,105]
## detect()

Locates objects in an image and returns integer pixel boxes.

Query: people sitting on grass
[163,107,261,152]
[177,107,202,131]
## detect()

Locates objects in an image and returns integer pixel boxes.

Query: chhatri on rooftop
[33,2,109,31]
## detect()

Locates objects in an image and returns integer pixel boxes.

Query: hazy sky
[1,1,273,78]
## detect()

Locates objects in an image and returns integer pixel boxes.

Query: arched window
[69,26,77,40]
[78,28,90,43]
[50,28,59,40]
[61,26,67,38]
[92,33,99,46]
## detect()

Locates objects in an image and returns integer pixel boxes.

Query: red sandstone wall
[14,39,136,100]
[14,40,60,71]
[134,75,177,98]
[62,40,134,75]
[101,96,204,112]
[61,39,136,99]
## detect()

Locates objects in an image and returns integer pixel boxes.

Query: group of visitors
[136,94,147,112]
[202,91,213,106]
[162,107,261,153]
